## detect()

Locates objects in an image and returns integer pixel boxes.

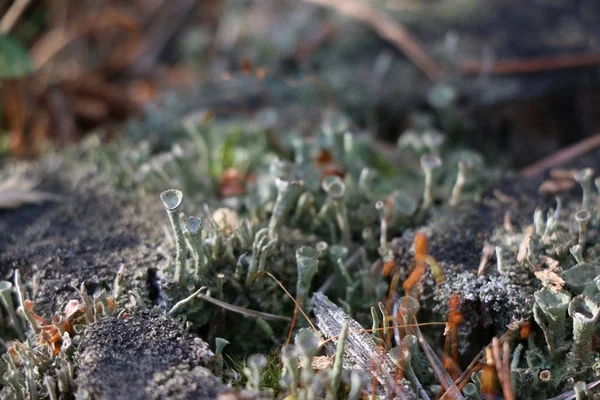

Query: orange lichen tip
[414,232,429,259]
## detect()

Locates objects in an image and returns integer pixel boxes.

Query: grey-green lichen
[17,103,600,399]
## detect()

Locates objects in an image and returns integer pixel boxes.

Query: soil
[75,310,224,400]
[0,164,167,317]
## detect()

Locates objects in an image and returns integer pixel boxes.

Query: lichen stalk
[495,246,505,274]
[348,370,367,400]
[533,288,570,351]
[295,329,320,400]
[160,189,186,284]
[420,153,442,209]
[184,216,210,281]
[112,264,125,301]
[574,381,590,400]
[568,295,600,366]
[574,168,594,211]
[295,246,320,312]
[330,323,348,400]
[376,200,388,254]
[268,178,305,239]
[322,176,352,247]
[575,209,591,248]
[14,269,38,333]
[449,160,471,207]
[0,281,24,339]
[281,345,299,397]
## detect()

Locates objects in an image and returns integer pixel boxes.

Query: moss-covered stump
[75,311,224,400]
[0,166,165,317]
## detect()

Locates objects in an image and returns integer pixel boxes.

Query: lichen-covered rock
[75,311,219,400]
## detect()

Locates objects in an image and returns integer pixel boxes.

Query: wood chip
[533,269,565,291]
[549,168,578,180]
[311,355,334,370]
[311,292,409,398]
[538,179,576,194]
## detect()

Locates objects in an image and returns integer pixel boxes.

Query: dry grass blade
[413,323,465,399]
[460,52,600,76]
[0,175,61,209]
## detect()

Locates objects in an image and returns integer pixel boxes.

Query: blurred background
[1,0,600,168]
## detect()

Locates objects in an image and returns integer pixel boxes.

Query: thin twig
[300,0,443,81]
[503,341,515,400]
[452,353,483,391]
[492,338,515,400]
[413,323,465,399]
[521,133,600,177]
[196,292,292,321]
[0,0,34,33]
[440,323,522,399]
[260,271,318,333]
[30,8,139,68]
[546,379,600,400]
[460,52,600,76]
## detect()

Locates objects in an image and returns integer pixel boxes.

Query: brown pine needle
[259,271,319,334]
[492,337,515,400]
[414,322,465,399]
[521,133,600,177]
[285,302,300,346]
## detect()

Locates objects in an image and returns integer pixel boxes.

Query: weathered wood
[311,292,416,399]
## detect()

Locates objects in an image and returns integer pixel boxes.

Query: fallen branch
[460,52,600,76]
[300,0,443,81]
[312,292,409,398]
[521,133,600,177]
